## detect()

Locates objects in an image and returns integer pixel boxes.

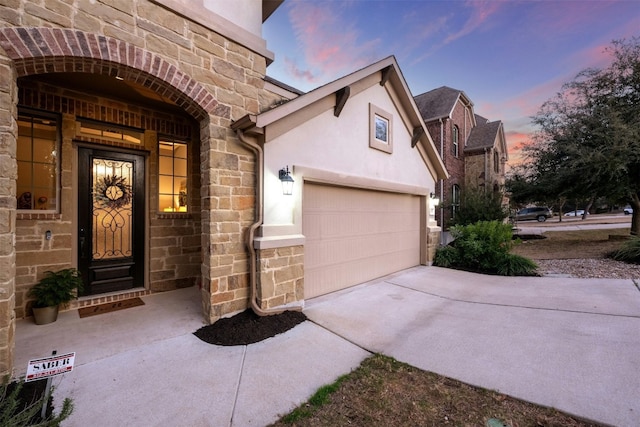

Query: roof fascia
[497,122,509,161]
[263,1,284,22]
[253,56,399,129]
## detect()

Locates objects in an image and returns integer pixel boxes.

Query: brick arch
[0,27,218,121]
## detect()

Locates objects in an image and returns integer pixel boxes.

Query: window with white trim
[369,104,393,154]
[452,125,459,157]
[451,184,461,219]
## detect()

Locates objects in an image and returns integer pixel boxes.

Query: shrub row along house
[415,86,509,230]
[0,0,453,377]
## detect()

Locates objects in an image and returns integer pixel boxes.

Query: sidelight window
[17,110,59,211]
[158,138,188,212]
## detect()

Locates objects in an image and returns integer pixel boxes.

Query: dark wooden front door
[78,147,145,296]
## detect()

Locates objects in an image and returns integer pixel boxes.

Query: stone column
[0,51,17,377]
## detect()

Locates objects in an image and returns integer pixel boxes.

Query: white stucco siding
[204,0,262,35]
[262,83,435,229]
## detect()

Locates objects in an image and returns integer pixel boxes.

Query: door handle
[79,228,86,258]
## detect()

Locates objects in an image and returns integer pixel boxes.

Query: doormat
[78,298,145,318]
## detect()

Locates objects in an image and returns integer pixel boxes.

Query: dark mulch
[193,309,307,346]
[513,233,547,240]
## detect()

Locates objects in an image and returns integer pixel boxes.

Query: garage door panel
[306,231,417,266]
[303,184,421,299]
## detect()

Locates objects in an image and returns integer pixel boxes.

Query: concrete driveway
[15,266,640,426]
[305,266,640,427]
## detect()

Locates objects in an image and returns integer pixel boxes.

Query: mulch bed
[193,309,307,346]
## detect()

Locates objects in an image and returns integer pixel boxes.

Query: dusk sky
[263,0,639,165]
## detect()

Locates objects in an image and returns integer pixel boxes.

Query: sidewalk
[14,266,640,427]
[515,213,631,234]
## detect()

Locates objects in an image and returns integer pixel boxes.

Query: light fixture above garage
[430,192,440,206]
[278,166,294,195]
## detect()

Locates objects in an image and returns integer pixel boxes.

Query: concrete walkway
[14,266,640,426]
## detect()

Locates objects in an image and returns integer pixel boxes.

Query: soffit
[19,73,189,117]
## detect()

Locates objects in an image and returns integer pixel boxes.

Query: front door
[78,147,145,296]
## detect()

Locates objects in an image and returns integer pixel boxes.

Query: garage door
[303,183,421,299]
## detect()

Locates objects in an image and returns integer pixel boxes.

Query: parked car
[624,205,633,215]
[513,206,553,222]
[564,210,588,217]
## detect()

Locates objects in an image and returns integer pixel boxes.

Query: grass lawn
[270,229,623,426]
[270,355,602,427]
[512,228,631,259]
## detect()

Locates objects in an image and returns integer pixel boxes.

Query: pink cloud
[565,41,618,73]
[504,131,534,168]
[284,57,316,83]
[285,0,381,85]
[443,0,502,44]
[412,1,501,63]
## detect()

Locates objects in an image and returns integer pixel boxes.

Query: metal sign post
[25,350,76,420]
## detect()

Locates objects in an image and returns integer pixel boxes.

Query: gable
[263,81,435,190]
[465,121,507,157]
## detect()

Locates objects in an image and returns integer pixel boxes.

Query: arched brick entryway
[0,27,217,121]
[0,27,224,378]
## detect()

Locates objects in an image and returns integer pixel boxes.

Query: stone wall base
[258,246,304,309]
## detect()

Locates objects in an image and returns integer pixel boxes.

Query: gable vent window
[369,103,393,154]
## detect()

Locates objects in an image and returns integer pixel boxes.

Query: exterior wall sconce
[279,166,294,195]
[429,192,439,217]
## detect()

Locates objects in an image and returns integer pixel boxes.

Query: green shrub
[608,237,640,264]
[435,220,538,276]
[451,221,513,272]
[450,189,509,227]
[433,245,459,268]
[0,377,73,427]
[496,253,538,276]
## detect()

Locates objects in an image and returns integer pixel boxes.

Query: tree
[449,187,508,226]
[526,38,640,233]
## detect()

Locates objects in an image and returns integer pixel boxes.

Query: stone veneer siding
[0,52,17,377]
[465,148,506,193]
[0,0,268,377]
[14,81,202,319]
[426,229,440,265]
[258,246,304,309]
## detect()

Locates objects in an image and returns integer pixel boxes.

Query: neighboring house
[0,1,446,377]
[466,114,509,195]
[414,87,508,229]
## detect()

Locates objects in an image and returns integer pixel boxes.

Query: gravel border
[536,258,640,279]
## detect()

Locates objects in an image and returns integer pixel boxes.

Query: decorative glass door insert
[92,158,134,260]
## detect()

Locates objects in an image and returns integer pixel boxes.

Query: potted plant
[29,268,83,325]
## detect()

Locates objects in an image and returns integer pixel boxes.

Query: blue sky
[263,0,639,164]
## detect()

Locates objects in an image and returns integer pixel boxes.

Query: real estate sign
[26,352,75,382]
